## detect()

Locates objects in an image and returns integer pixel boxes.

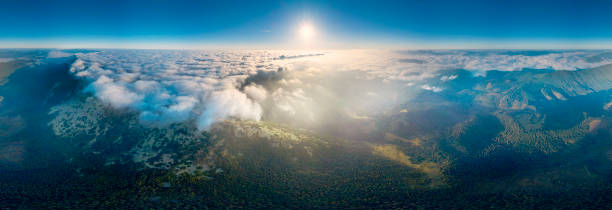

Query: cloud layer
[70,50,276,129]
[68,49,612,130]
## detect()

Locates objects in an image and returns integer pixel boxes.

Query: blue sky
[1,0,612,49]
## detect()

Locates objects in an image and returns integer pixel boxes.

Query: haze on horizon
[5,1,612,209]
[2,0,612,49]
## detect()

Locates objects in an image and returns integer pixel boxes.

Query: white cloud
[421,84,443,92]
[395,50,612,72]
[67,49,612,130]
[70,50,278,129]
[440,75,458,81]
[244,84,268,102]
[88,75,142,108]
[198,89,262,130]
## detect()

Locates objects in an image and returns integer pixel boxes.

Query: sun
[298,22,316,40]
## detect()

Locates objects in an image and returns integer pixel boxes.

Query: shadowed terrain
[1,49,612,209]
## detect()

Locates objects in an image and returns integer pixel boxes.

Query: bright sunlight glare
[298,22,316,41]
